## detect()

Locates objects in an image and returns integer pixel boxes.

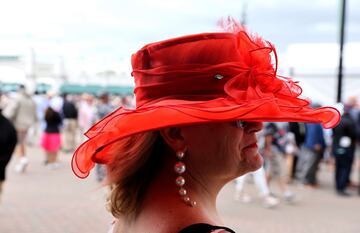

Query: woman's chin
[235,153,263,177]
[244,152,264,173]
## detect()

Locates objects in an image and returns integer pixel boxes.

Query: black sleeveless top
[178,223,236,233]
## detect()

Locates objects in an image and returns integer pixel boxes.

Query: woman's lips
[243,143,258,150]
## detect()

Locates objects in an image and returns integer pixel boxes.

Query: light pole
[337,0,347,103]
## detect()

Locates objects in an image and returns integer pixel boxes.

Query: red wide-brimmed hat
[72,28,340,178]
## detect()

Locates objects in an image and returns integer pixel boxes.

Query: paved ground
[0,146,359,233]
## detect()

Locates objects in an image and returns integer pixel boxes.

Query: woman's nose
[244,122,263,134]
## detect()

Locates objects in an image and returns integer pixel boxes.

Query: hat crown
[131,32,278,107]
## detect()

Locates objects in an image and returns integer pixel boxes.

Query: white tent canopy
[280,42,360,105]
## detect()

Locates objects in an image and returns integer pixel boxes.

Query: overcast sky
[0,0,359,74]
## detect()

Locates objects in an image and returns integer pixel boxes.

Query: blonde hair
[106,131,165,221]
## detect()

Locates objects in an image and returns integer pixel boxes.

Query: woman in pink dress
[41,107,62,169]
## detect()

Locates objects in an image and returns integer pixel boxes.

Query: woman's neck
[123,159,225,233]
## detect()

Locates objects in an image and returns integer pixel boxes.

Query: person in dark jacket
[61,94,78,152]
[332,104,357,196]
[0,103,17,201]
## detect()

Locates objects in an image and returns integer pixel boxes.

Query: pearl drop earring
[174,150,196,207]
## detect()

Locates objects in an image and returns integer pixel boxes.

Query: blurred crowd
[0,85,135,196]
[0,85,359,205]
[234,98,360,208]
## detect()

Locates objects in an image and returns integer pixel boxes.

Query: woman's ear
[159,127,186,151]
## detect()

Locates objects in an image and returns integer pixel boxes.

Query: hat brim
[72,97,339,178]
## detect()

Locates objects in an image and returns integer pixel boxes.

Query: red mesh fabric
[72,30,340,178]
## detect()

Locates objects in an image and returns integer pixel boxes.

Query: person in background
[297,114,326,188]
[2,85,37,173]
[0,93,17,202]
[48,91,64,113]
[286,122,305,183]
[344,96,360,188]
[94,92,114,182]
[234,166,280,208]
[78,94,95,139]
[62,93,78,153]
[346,96,360,136]
[261,124,295,202]
[332,103,357,196]
[41,106,62,169]
[96,92,114,120]
[121,94,135,109]
[28,90,49,146]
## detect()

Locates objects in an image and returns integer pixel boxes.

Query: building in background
[0,47,64,93]
[0,46,134,95]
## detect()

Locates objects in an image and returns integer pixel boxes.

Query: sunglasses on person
[235,120,248,128]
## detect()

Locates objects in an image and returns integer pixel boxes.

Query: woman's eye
[235,120,247,128]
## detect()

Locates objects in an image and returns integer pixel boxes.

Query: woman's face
[180,121,263,182]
